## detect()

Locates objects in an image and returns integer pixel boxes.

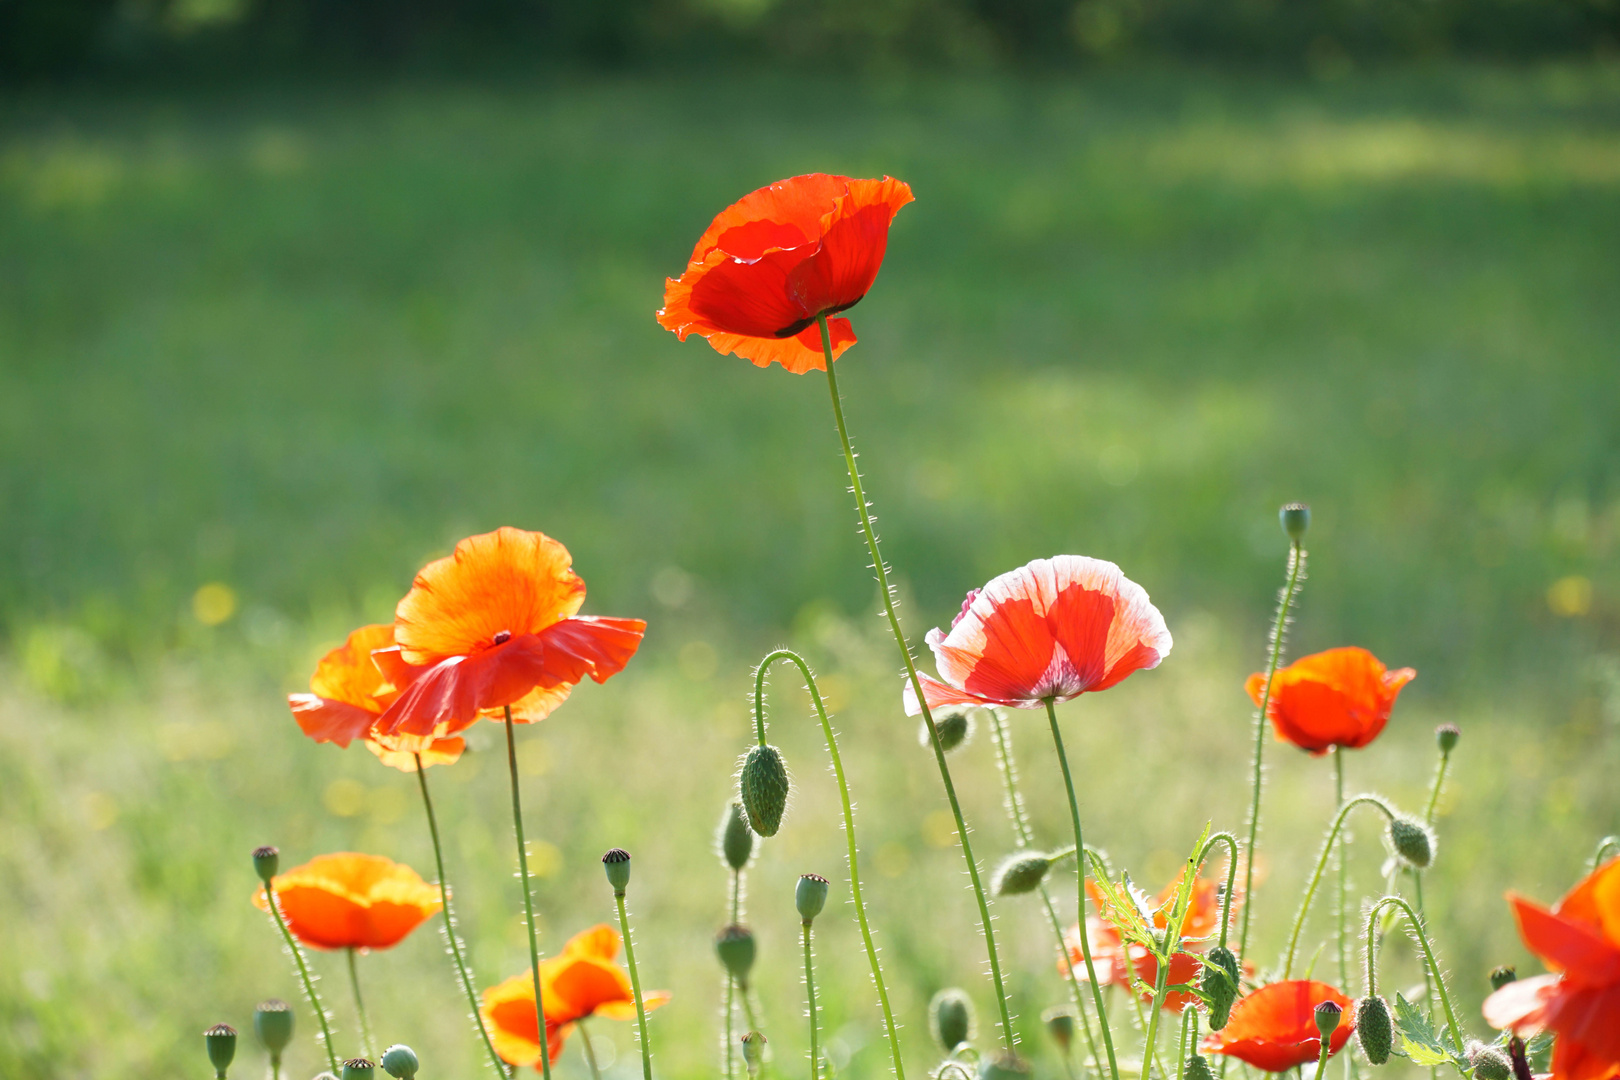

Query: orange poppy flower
[482,924,672,1068]
[1245,646,1415,756]
[903,556,1172,714]
[1483,857,1620,1080]
[287,623,465,771]
[1203,980,1356,1071]
[657,174,914,374]
[251,852,441,951]
[373,528,646,739]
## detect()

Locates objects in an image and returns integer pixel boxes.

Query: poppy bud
[1201,946,1242,1030]
[1041,1006,1076,1053]
[343,1059,375,1080]
[718,801,754,871]
[602,848,632,893]
[1468,1042,1513,1080]
[1508,1037,1535,1080]
[991,850,1053,896]
[923,707,974,754]
[1355,995,1393,1065]
[1315,1000,1343,1040]
[715,924,757,984]
[253,999,293,1057]
[205,1024,237,1076]
[1490,965,1517,990]
[1389,817,1435,869]
[739,744,790,837]
[380,1044,419,1079]
[929,988,975,1053]
[741,1031,766,1076]
[1280,503,1311,542]
[252,845,279,883]
[978,1052,1031,1080]
[1185,1056,1216,1080]
[796,873,829,922]
[1436,724,1460,754]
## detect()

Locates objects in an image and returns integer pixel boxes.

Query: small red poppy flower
[903,555,1172,714]
[1483,857,1620,1080]
[251,852,441,951]
[657,173,914,374]
[374,528,646,739]
[1245,646,1415,755]
[1203,980,1356,1071]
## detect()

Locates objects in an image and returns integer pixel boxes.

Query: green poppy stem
[345,947,376,1061]
[1592,835,1620,872]
[613,890,655,1080]
[1362,896,1464,1056]
[1283,795,1397,978]
[505,708,555,1080]
[261,879,340,1073]
[802,920,820,1080]
[579,1018,604,1080]
[1333,748,1349,992]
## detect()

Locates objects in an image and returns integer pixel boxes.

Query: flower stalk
[505,708,555,1080]
[1283,795,1399,978]
[345,947,376,1061]
[257,859,340,1073]
[1362,896,1465,1057]
[605,850,655,1080]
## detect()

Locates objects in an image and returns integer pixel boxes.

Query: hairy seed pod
[719,801,754,871]
[1468,1042,1513,1080]
[796,874,829,921]
[978,1052,1031,1080]
[1356,995,1393,1065]
[1436,723,1461,754]
[1280,502,1311,542]
[1202,946,1242,1030]
[739,744,790,837]
[715,924,757,984]
[1389,817,1435,869]
[1041,1006,1076,1053]
[923,707,974,754]
[204,1024,237,1075]
[253,999,293,1057]
[342,1060,375,1080]
[252,845,279,883]
[380,1045,419,1079]
[992,851,1054,896]
[929,988,975,1053]
[1490,965,1517,990]
[602,848,632,893]
[1185,1056,1216,1080]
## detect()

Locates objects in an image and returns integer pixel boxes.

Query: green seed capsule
[1202,946,1242,1030]
[342,1059,375,1080]
[1041,1006,1076,1053]
[1356,995,1393,1065]
[380,1044,419,1079]
[1389,817,1435,869]
[991,851,1053,896]
[796,874,829,921]
[1436,723,1461,754]
[253,999,293,1057]
[1315,1000,1343,1040]
[1280,502,1311,542]
[602,848,632,893]
[1490,965,1517,991]
[252,845,279,883]
[204,1024,237,1075]
[929,988,975,1053]
[715,924,757,984]
[739,744,790,837]
[719,801,754,871]
[741,1031,766,1076]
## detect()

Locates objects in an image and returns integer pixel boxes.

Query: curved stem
[262,880,339,1072]
[803,921,820,1080]
[1333,749,1349,993]
[1139,939,1173,1080]
[1592,836,1620,872]
[614,890,655,1080]
[1363,896,1464,1056]
[754,649,905,1078]
[346,947,376,1060]
[818,322,1015,1051]
[1284,796,1397,978]
[1046,698,1122,1080]
[506,709,554,1080]
[1196,832,1241,950]
[1240,542,1306,961]
[580,1018,604,1080]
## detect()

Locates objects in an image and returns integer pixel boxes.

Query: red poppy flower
[482,924,671,1069]
[1203,980,1356,1071]
[903,556,1172,714]
[1483,858,1620,1080]
[252,852,441,951]
[1245,646,1415,756]
[657,174,914,374]
[374,528,646,739]
[287,623,464,771]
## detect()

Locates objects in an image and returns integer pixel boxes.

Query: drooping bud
[342,1059,375,1080]
[1041,1006,1076,1053]
[1467,1041,1513,1080]
[602,848,632,893]
[715,924,757,984]
[978,1051,1031,1080]
[718,801,754,871]
[1507,1037,1535,1080]
[253,999,294,1058]
[929,987,975,1053]
[380,1045,420,1079]
[1280,502,1311,542]
[796,874,829,922]
[1490,965,1517,990]
[1355,995,1393,1065]
[1185,1055,1216,1080]
[1389,817,1435,869]
[252,845,279,883]
[991,850,1054,896]
[204,1024,237,1076]
[739,744,790,837]
[741,1031,766,1076]
[1201,946,1242,1030]
[923,707,974,754]
[1436,724,1460,754]
[1315,1000,1343,1041]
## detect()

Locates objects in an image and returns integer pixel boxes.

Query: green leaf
[1391,993,1461,1068]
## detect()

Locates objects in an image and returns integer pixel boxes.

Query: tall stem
[818,316,1014,1050]
[1240,542,1306,961]
[1139,943,1173,1080]
[1363,897,1464,1056]
[1283,796,1396,978]
[614,891,655,1080]
[803,921,821,1080]
[1333,749,1348,992]
[261,880,339,1072]
[415,756,510,1076]
[506,709,554,1080]
[725,866,744,1080]
[346,947,376,1060]
[580,1018,604,1080]
[1046,698,1122,1080]
[755,649,905,1078]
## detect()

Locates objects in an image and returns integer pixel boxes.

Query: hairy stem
[580,1018,604,1080]
[346,947,376,1060]
[262,880,339,1072]
[1334,749,1349,992]
[803,921,821,1080]
[1284,796,1397,978]
[614,890,655,1080]
[1363,896,1465,1056]
[1592,835,1620,872]
[506,709,554,1080]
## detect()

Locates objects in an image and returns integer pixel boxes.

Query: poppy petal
[288,693,380,748]
[1203,980,1355,1072]
[689,173,854,263]
[1247,647,1414,755]
[902,670,999,714]
[1483,972,1559,1032]
[252,853,440,951]
[1512,894,1620,984]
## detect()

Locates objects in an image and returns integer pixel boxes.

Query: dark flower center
[492,629,512,645]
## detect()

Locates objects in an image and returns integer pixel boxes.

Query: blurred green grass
[1,68,1618,1079]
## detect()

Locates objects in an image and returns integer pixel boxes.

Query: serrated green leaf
[1392,993,1460,1068]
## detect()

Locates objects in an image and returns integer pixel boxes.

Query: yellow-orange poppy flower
[482,924,672,1068]
[252,852,441,951]
[1246,646,1415,755]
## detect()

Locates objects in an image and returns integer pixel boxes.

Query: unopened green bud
[741,1031,766,1075]
[796,874,829,921]
[1389,817,1435,869]
[380,1045,419,1079]
[1490,965,1517,991]
[739,744,790,837]
[1280,503,1311,542]
[342,1060,375,1080]
[1201,946,1242,1030]
[1436,724,1460,754]
[991,850,1054,896]
[923,707,974,754]
[602,848,631,893]
[1356,995,1393,1065]
[978,1052,1030,1080]
[929,988,975,1053]
[719,801,754,871]
[1468,1042,1512,1080]
[716,924,757,984]
[253,999,293,1057]
[1315,1000,1343,1040]
[205,1024,237,1076]
[1185,1056,1216,1080]
[252,845,279,883]
[1041,1006,1076,1053]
